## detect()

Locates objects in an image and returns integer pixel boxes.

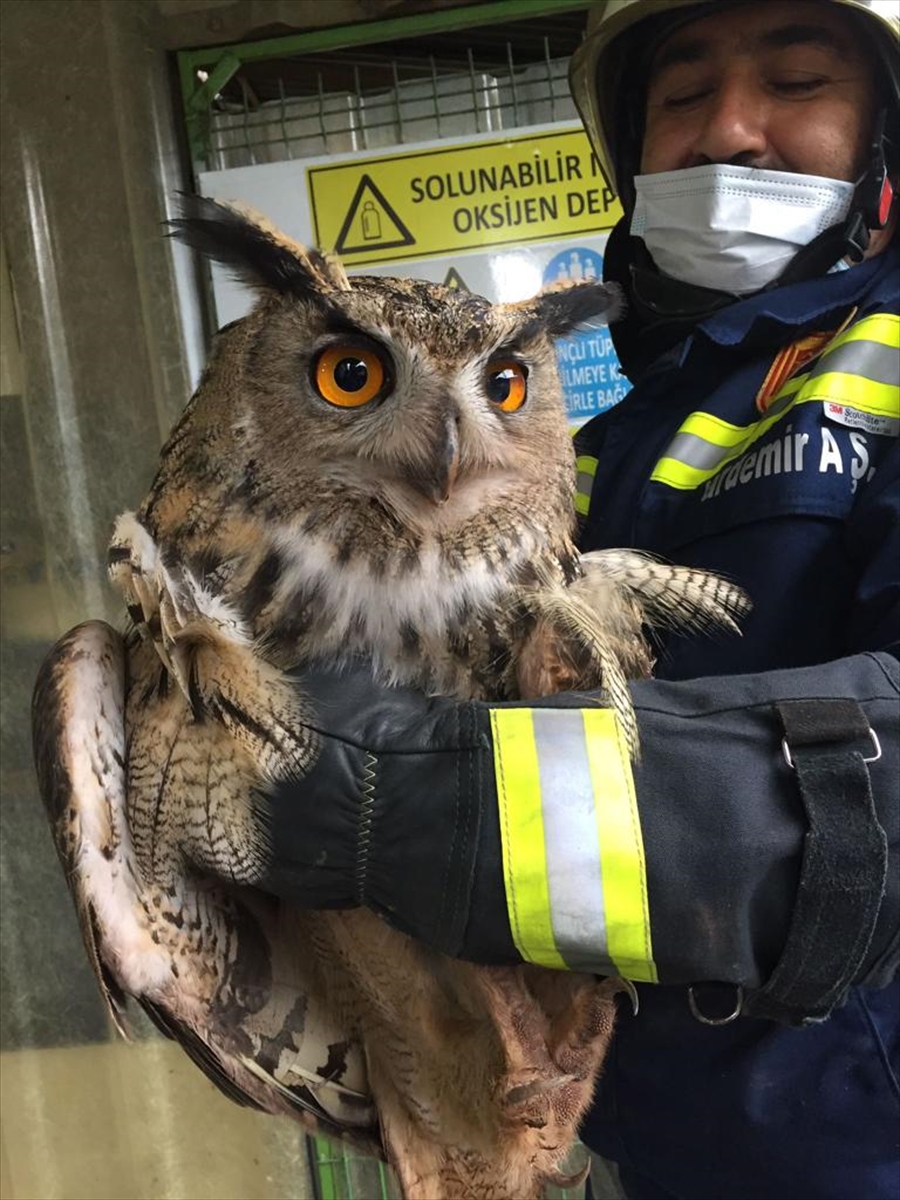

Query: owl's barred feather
[581,549,751,636]
[167,194,352,297]
[34,199,748,1199]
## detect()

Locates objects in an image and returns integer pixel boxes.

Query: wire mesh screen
[311,1137,398,1200]
[204,37,580,170]
[311,1134,592,1200]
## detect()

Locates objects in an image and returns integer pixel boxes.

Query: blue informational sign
[543,248,630,426]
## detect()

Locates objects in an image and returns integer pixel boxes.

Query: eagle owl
[32,199,747,1199]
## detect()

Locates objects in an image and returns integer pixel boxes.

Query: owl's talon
[618,978,639,1016]
[168,645,193,703]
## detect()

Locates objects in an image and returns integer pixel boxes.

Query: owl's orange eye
[485,360,527,412]
[314,344,389,408]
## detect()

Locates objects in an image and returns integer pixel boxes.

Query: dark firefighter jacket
[574,241,899,1200]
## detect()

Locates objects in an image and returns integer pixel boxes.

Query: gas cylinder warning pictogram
[333,175,415,256]
[361,201,381,241]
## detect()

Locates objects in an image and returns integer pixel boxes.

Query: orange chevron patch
[755,307,858,414]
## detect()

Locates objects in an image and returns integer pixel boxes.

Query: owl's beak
[410,416,460,505]
[434,417,461,504]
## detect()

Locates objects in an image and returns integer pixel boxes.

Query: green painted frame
[176,0,594,166]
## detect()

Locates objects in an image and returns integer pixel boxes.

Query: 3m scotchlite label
[651,311,900,491]
[490,706,656,980]
[823,402,900,437]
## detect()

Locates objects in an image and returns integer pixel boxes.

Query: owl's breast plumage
[196,495,576,699]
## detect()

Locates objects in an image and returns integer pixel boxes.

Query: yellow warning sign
[308,127,621,267]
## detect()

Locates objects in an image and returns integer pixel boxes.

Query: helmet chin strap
[602,226,731,381]
[777,107,894,286]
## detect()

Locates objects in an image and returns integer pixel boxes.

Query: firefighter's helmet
[569,0,900,201]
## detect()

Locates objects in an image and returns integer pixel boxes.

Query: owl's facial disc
[284,290,548,510]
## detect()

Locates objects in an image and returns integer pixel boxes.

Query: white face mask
[630,164,856,295]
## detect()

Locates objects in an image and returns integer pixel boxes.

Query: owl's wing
[32,621,379,1148]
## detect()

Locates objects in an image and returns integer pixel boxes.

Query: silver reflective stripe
[765,386,803,419]
[663,431,731,472]
[813,338,900,388]
[531,709,616,974]
[576,467,596,496]
[661,388,808,474]
[575,455,599,516]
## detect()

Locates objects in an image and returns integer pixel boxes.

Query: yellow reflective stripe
[651,379,811,489]
[822,311,898,350]
[490,705,657,980]
[651,396,815,488]
[766,372,811,414]
[776,369,814,393]
[490,708,565,969]
[574,454,599,517]
[651,311,899,491]
[650,456,710,491]
[677,380,807,448]
[801,371,900,416]
[583,709,657,982]
[675,411,747,448]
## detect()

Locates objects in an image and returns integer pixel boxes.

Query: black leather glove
[249,654,900,1026]
[256,664,518,962]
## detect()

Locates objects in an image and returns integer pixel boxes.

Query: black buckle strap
[743,699,888,1025]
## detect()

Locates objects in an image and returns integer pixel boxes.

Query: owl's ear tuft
[167,195,351,298]
[532,280,624,338]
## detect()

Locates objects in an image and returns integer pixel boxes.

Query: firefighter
[255,1,899,1195]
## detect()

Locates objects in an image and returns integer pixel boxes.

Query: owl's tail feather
[32,621,135,1041]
